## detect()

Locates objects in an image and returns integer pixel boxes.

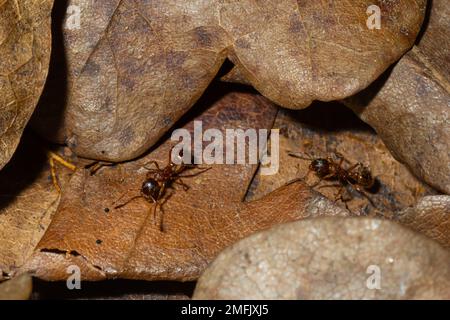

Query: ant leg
[333,151,352,165]
[317,183,341,190]
[49,156,61,193]
[288,151,314,161]
[47,151,77,193]
[310,171,336,188]
[335,186,352,211]
[174,178,190,191]
[151,200,159,228]
[346,163,360,173]
[114,195,144,209]
[152,184,166,227]
[177,167,211,178]
[158,191,174,232]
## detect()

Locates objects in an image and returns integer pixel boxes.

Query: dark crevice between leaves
[31,0,69,143]
[31,278,196,300]
[415,0,433,45]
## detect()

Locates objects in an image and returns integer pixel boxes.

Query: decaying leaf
[193,217,450,300]
[0,274,32,300]
[246,105,436,217]
[344,0,450,194]
[23,90,350,282]
[394,195,450,249]
[0,134,74,279]
[32,0,426,163]
[0,0,53,171]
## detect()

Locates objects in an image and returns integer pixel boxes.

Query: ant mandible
[114,146,210,231]
[288,151,375,209]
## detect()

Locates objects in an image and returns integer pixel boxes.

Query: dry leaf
[32,0,426,163]
[0,274,32,300]
[344,0,450,194]
[0,0,53,170]
[23,90,349,282]
[246,105,436,217]
[193,217,450,300]
[394,195,450,249]
[0,134,75,279]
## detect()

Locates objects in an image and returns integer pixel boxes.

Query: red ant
[288,151,375,209]
[114,147,210,231]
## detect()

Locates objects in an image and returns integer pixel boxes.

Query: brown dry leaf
[0,134,74,279]
[193,217,450,300]
[23,90,350,282]
[0,274,32,300]
[246,105,436,217]
[344,0,450,194]
[394,195,450,249]
[0,0,53,170]
[32,0,426,163]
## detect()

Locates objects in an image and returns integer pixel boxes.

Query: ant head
[141,178,160,200]
[310,158,330,177]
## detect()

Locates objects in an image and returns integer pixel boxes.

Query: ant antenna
[288,151,315,161]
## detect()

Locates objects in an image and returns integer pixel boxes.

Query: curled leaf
[0,135,73,278]
[23,90,349,281]
[194,217,450,300]
[32,0,426,162]
[0,0,53,170]
[394,195,450,249]
[344,0,450,194]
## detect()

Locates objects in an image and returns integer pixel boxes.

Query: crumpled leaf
[193,217,450,300]
[0,134,74,278]
[0,0,53,170]
[32,0,426,162]
[0,274,32,300]
[394,195,450,249]
[23,89,349,282]
[246,105,436,216]
[344,0,450,194]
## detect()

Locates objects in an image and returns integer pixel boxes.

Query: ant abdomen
[141,178,160,201]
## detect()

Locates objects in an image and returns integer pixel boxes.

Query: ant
[114,146,210,232]
[47,151,77,193]
[288,151,375,210]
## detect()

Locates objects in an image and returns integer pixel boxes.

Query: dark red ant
[114,147,210,231]
[289,151,375,209]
